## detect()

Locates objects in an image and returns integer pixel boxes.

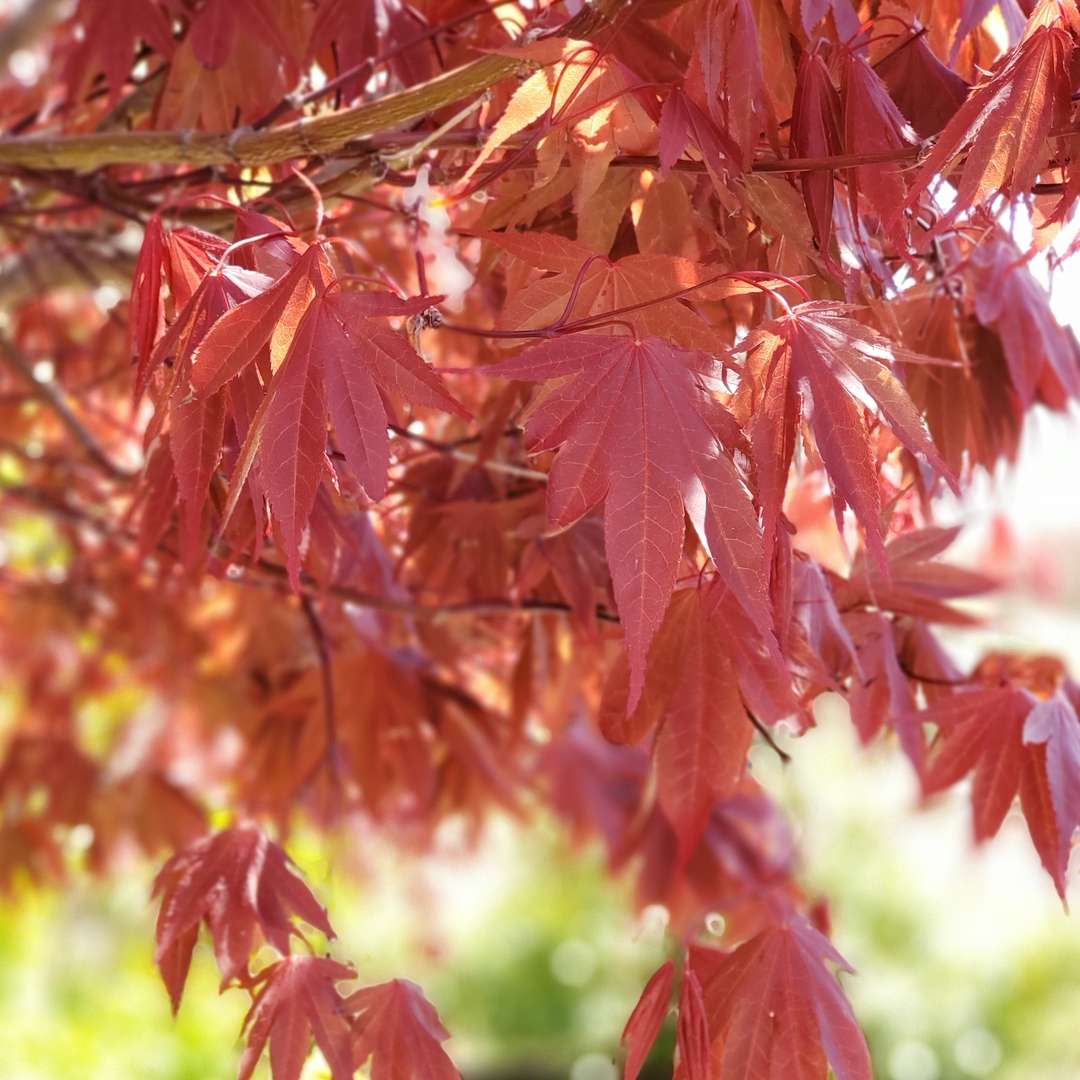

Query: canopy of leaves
[2,0,1080,1077]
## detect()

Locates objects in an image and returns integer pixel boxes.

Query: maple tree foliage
[4,0,1080,1076]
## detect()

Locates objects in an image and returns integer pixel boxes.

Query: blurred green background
[3,698,1080,1080]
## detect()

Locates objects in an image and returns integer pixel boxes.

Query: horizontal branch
[0,3,614,172]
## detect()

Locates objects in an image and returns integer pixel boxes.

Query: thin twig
[300,593,343,789]
[0,2,619,170]
[0,334,136,481]
[389,425,548,483]
[747,710,791,765]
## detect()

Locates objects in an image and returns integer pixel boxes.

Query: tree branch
[0,334,136,481]
[0,3,617,171]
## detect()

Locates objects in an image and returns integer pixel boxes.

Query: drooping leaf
[675,967,711,1080]
[839,49,916,250]
[737,302,957,571]
[874,28,970,139]
[790,52,841,262]
[599,587,760,858]
[907,26,1075,227]
[918,680,1080,897]
[621,960,675,1080]
[689,914,872,1080]
[346,978,462,1080]
[152,824,335,1011]
[238,955,356,1080]
[487,334,772,711]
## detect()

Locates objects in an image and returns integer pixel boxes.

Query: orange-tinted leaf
[907,27,1074,227]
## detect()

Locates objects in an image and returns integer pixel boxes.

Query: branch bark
[0,3,616,171]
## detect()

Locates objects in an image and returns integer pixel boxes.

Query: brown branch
[746,710,791,765]
[389,425,548,482]
[0,3,618,171]
[225,555,621,624]
[300,593,343,788]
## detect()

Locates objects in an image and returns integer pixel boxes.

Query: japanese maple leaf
[487,334,772,711]
[346,978,462,1080]
[599,586,784,859]
[189,253,465,584]
[62,0,174,101]
[482,230,757,352]
[737,302,956,572]
[801,0,860,37]
[462,37,656,209]
[621,960,674,1080]
[658,89,739,191]
[238,955,356,1080]
[791,52,841,261]
[675,969,711,1080]
[189,246,323,398]
[874,29,970,140]
[843,610,922,770]
[145,266,273,561]
[918,685,1080,897]
[1024,692,1080,897]
[968,238,1080,409]
[689,914,872,1080]
[256,287,467,584]
[188,0,295,72]
[839,49,917,250]
[834,525,995,626]
[129,216,167,389]
[907,25,1074,228]
[690,0,768,169]
[308,0,432,95]
[152,824,335,1012]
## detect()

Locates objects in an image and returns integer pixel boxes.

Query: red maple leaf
[874,28,969,139]
[675,967,711,1080]
[790,52,841,262]
[186,247,465,584]
[61,0,174,101]
[835,525,996,626]
[599,585,779,859]
[968,238,1080,410]
[346,978,462,1080]
[906,25,1075,227]
[152,824,335,1012]
[481,230,758,351]
[238,955,356,1080]
[487,333,772,710]
[918,681,1080,898]
[689,913,872,1080]
[737,301,956,571]
[839,49,916,251]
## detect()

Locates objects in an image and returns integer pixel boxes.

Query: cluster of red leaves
[3,0,1080,1078]
[154,823,459,1080]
